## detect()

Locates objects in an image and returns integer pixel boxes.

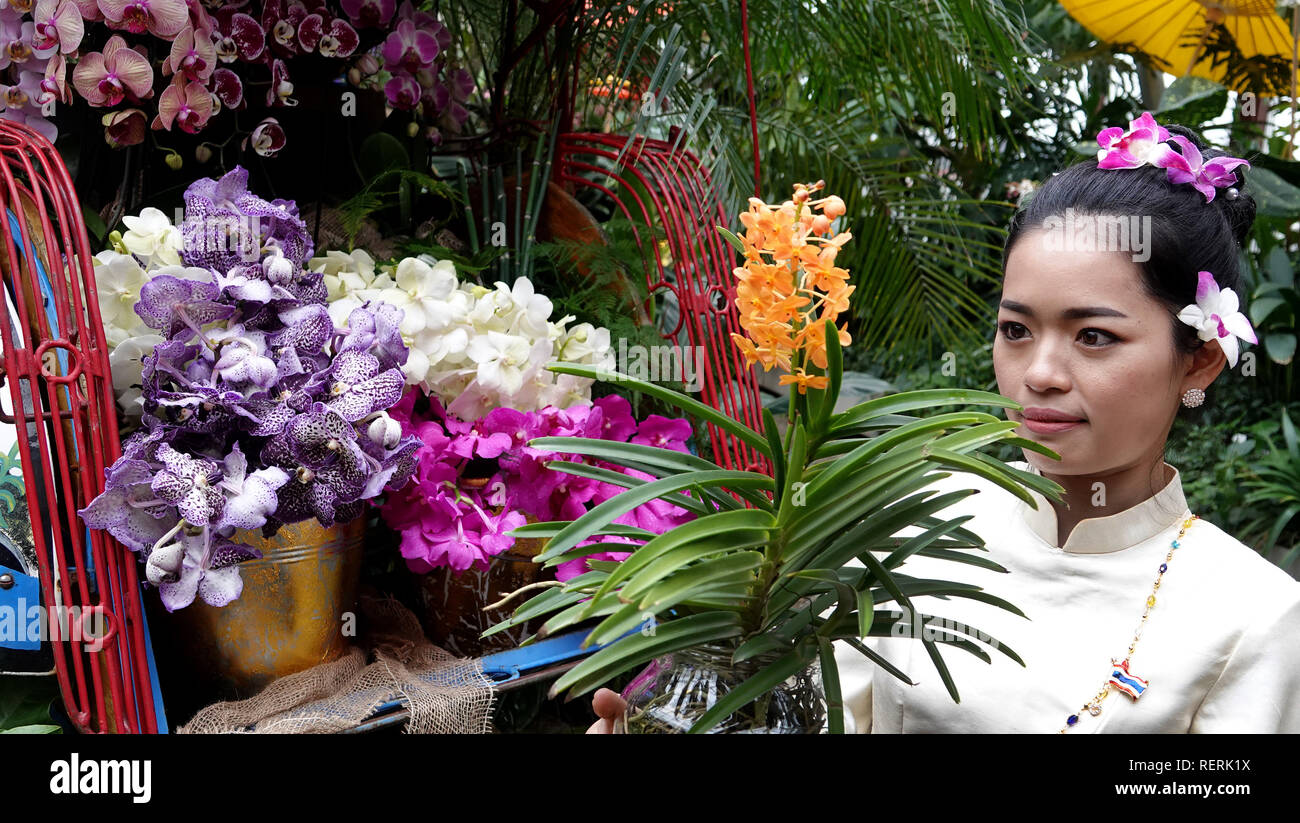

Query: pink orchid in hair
[1161,135,1250,203]
[98,0,189,38]
[1177,271,1258,368]
[32,0,85,54]
[72,35,154,106]
[1096,112,1178,170]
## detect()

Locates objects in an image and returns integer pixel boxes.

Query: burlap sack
[180,593,496,734]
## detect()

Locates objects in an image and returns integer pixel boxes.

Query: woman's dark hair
[1003,124,1256,357]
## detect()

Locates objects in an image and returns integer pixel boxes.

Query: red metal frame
[555,132,768,474]
[0,118,155,733]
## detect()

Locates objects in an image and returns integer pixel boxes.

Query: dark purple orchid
[339,0,392,28]
[210,9,264,63]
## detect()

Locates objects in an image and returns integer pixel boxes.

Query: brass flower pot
[153,518,366,711]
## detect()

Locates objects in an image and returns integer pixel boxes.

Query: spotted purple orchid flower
[80,168,421,610]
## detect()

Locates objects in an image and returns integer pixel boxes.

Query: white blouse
[834,461,1300,733]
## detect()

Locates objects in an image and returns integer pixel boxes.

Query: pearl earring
[1182,388,1205,408]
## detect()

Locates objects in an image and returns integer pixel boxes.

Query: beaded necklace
[1058,514,1200,733]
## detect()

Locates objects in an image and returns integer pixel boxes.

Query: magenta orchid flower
[340,0,393,28]
[631,414,692,452]
[381,18,439,73]
[32,0,84,54]
[72,34,154,106]
[153,75,212,133]
[1177,271,1258,369]
[98,0,188,38]
[1161,135,1251,203]
[384,71,419,109]
[1096,112,1177,171]
[163,24,216,83]
[396,0,438,31]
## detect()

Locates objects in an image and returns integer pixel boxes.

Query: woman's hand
[585,688,627,734]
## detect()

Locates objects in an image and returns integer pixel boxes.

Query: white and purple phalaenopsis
[79,166,421,612]
[1177,271,1259,369]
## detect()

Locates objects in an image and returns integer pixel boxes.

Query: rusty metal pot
[156,517,365,706]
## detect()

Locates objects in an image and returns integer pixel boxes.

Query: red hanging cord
[740,0,761,198]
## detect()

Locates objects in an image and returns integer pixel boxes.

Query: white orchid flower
[1176,271,1258,369]
[120,207,182,268]
[466,330,537,394]
[109,333,165,417]
[94,250,151,344]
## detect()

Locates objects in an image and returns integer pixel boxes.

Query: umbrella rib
[1133,1,1201,59]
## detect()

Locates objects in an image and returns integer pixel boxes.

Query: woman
[589,116,1300,734]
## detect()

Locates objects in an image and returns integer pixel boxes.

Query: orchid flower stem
[178,307,219,352]
[482,580,563,612]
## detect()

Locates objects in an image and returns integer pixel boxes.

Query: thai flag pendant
[1109,658,1149,700]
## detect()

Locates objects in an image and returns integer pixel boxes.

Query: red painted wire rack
[554,131,768,474]
[0,118,156,733]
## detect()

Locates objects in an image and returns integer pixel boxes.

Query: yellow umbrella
[1059,0,1295,95]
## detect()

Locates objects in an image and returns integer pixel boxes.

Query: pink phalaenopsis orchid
[163,24,216,82]
[1096,112,1177,171]
[1161,135,1251,203]
[1177,271,1258,369]
[98,0,189,38]
[40,53,70,104]
[152,74,212,133]
[32,0,84,54]
[381,18,439,73]
[384,71,419,110]
[72,34,154,106]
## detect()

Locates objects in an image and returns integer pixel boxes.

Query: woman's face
[994,229,1201,478]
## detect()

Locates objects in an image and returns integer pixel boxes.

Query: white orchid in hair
[1176,271,1258,368]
